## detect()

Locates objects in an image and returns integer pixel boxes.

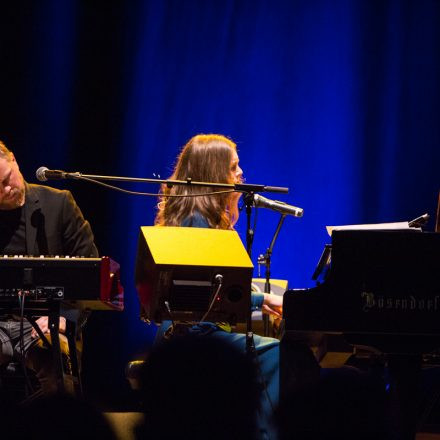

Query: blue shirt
[181,212,264,311]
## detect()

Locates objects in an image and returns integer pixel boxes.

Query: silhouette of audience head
[137,333,261,439]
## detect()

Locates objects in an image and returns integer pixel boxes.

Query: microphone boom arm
[37,168,289,195]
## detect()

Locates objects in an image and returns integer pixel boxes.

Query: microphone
[408,213,430,228]
[253,194,304,218]
[36,167,74,181]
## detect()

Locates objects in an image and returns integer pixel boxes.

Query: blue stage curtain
[1,0,439,405]
[122,0,440,298]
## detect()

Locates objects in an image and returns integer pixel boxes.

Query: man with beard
[0,140,98,394]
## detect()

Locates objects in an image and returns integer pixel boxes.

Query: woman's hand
[262,293,283,318]
[31,316,67,339]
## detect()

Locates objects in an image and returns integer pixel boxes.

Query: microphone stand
[243,193,257,356]
[258,214,287,337]
[54,171,289,194]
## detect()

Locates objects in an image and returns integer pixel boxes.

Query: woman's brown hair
[155,134,241,229]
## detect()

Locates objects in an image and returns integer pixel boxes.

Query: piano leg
[48,305,65,394]
[280,334,321,400]
[66,319,82,396]
[387,354,422,440]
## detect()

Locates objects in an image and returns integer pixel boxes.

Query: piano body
[283,230,440,355]
[281,230,440,438]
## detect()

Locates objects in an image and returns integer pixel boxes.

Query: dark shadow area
[0,392,117,439]
[276,366,389,440]
[135,333,261,439]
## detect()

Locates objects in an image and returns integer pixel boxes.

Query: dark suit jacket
[24,183,98,257]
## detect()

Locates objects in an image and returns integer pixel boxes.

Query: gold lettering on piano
[361,292,440,312]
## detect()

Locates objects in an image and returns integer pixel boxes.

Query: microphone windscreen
[36,166,48,181]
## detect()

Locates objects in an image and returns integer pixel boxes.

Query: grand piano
[283,230,440,353]
[281,229,440,438]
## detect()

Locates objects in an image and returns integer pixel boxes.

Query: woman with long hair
[156,133,282,316]
[151,134,281,437]
[155,134,242,229]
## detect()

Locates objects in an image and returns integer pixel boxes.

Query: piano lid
[284,230,440,340]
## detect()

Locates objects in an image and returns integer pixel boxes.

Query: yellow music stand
[135,226,253,324]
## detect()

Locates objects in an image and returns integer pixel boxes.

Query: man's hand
[262,293,283,318]
[31,316,66,339]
